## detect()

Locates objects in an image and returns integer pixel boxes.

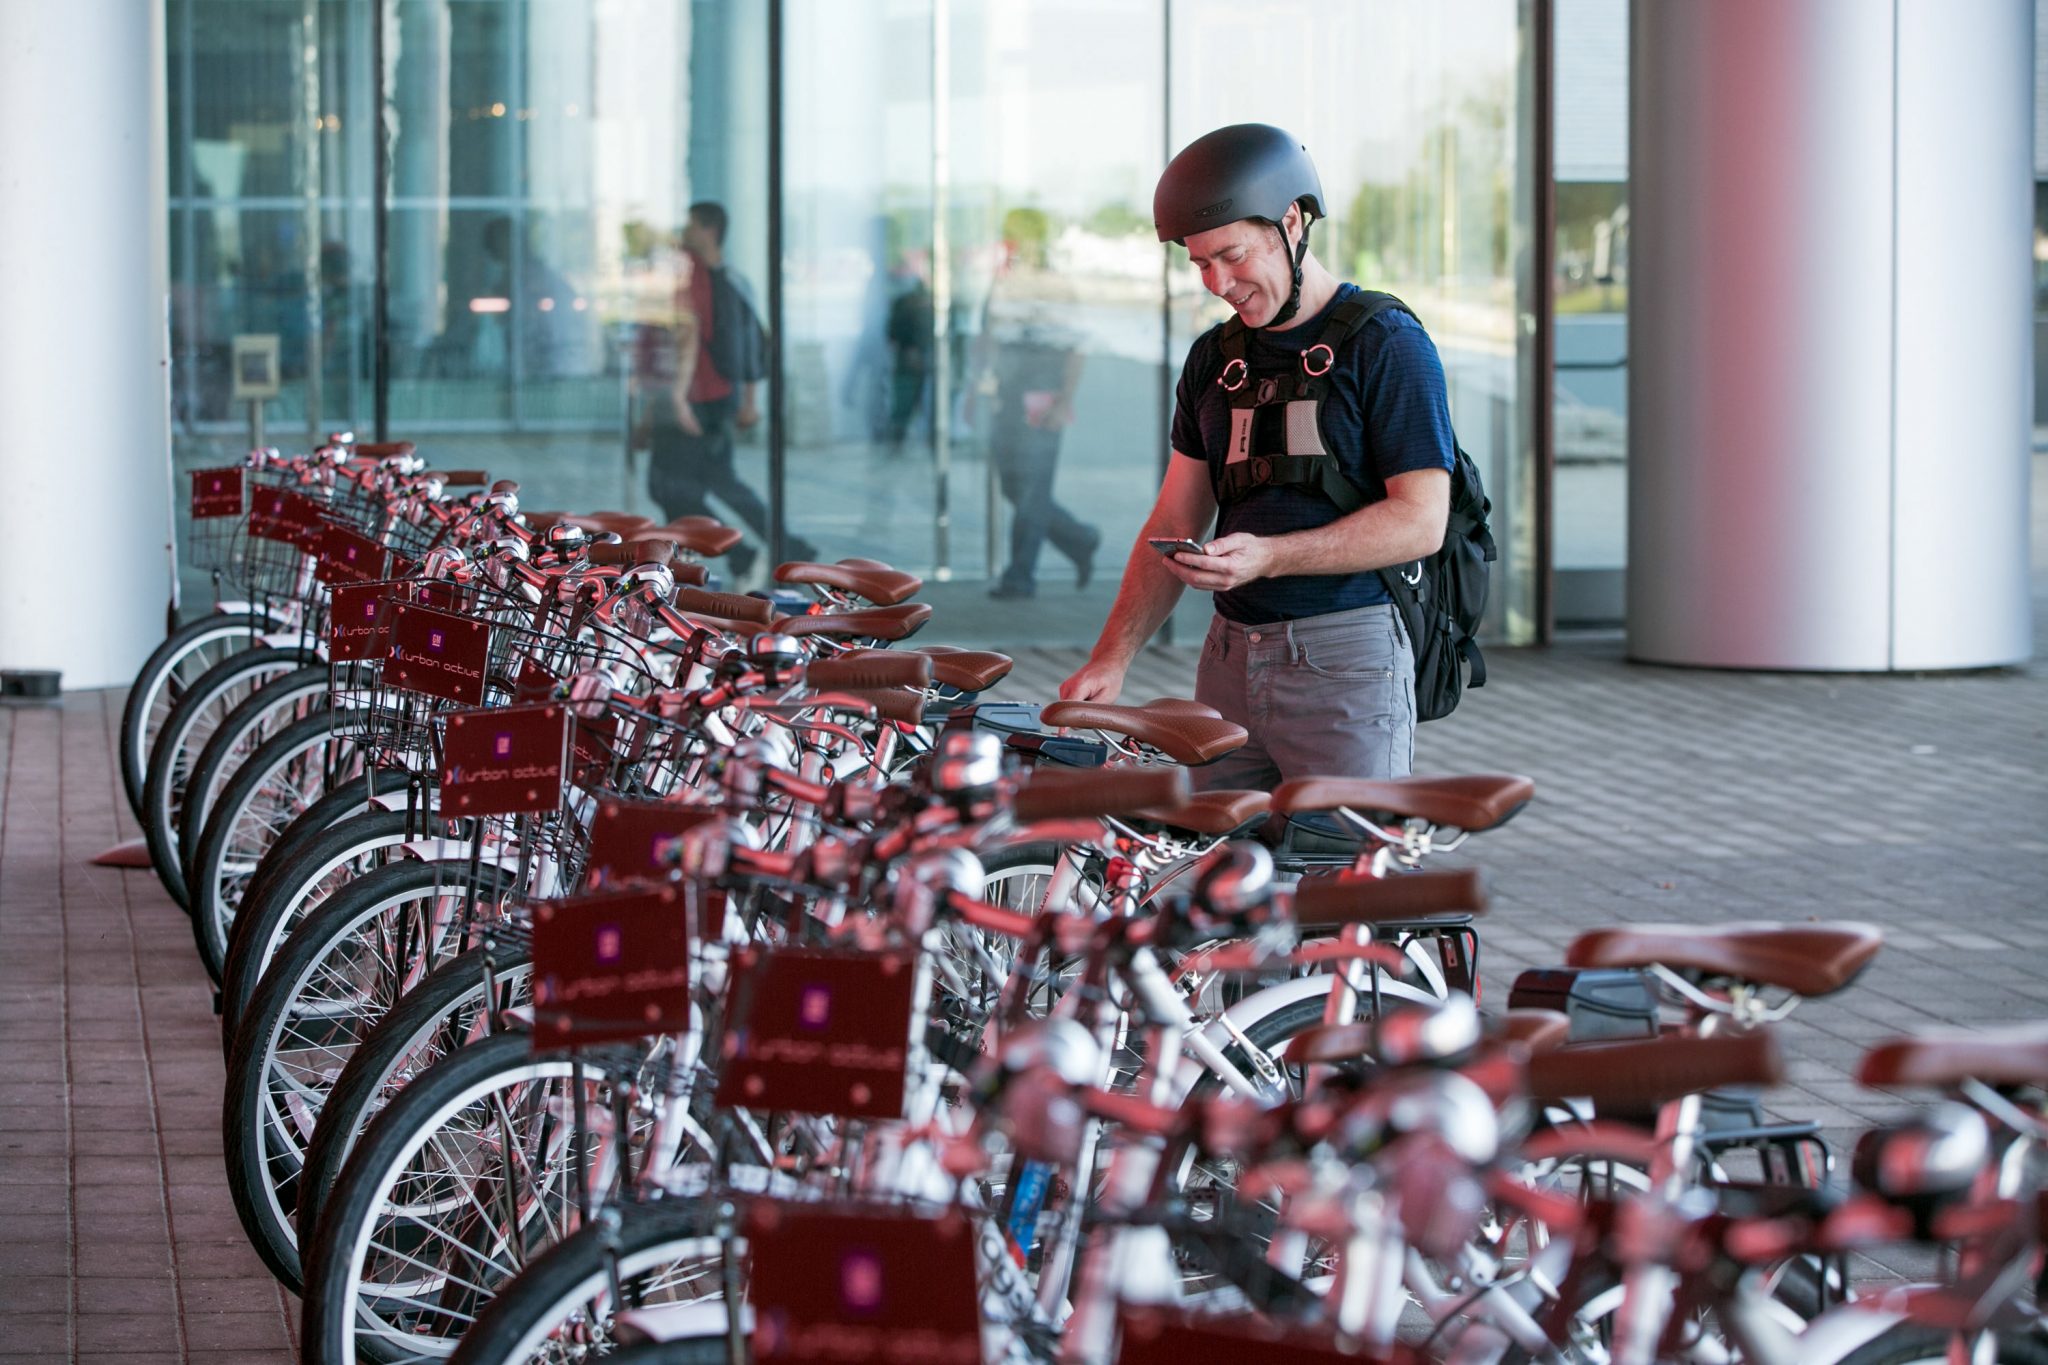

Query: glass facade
[1550,0,1627,629]
[166,0,1543,646]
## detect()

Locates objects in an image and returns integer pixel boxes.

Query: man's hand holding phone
[1156,531,1274,593]
[1147,536,1207,559]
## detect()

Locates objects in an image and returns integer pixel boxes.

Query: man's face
[1184,206,1297,328]
[681,217,711,257]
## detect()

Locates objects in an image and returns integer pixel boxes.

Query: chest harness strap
[1213,292,1408,514]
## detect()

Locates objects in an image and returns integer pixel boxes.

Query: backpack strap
[1211,291,1421,514]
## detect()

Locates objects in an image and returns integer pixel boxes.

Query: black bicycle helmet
[1154,123,1326,326]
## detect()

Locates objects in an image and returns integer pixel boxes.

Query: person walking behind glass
[638,201,813,581]
[972,208,1100,600]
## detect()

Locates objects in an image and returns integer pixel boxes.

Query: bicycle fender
[214,599,298,628]
[1174,969,1441,1099]
[1733,1297,1903,1363]
[258,631,326,657]
[618,1301,754,1343]
[398,837,523,873]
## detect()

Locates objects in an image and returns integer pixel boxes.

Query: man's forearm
[1089,540,1190,665]
[1260,499,1443,577]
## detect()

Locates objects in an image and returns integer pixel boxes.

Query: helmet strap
[1265,214,1313,328]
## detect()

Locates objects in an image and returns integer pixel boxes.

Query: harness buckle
[1302,343,1335,378]
[1218,357,1249,392]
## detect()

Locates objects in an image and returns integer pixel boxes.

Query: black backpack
[705,265,769,386]
[1378,440,1495,722]
[1294,293,1494,722]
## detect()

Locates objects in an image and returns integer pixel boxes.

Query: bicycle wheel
[299,944,536,1242]
[299,1032,670,1365]
[224,860,513,1290]
[445,1199,729,1365]
[177,663,330,889]
[218,808,420,1045]
[188,710,369,985]
[141,650,316,909]
[119,611,272,819]
[223,773,391,989]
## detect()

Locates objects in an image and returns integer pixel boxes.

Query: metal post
[929,0,953,580]
[766,0,787,568]
[1157,0,1173,643]
[1531,0,1556,646]
[371,0,391,443]
[301,0,324,443]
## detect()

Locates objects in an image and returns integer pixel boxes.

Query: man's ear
[1275,201,1308,257]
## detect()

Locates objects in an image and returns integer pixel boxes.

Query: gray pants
[1192,603,1417,792]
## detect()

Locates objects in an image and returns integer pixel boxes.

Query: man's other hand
[1058,657,1127,703]
[735,396,761,430]
[676,400,703,437]
[1163,532,1272,593]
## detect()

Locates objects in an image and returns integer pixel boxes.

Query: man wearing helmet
[1060,124,1454,786]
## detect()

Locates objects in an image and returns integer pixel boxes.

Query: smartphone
[1148,537,1206,557]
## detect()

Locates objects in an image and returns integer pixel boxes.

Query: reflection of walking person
[633,202,813,581]
[972,208,1099,599]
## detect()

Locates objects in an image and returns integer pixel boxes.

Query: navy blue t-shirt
[1170,284,1457,623]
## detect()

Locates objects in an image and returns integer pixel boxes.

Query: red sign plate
[384,602,490,705]
[747,1205,980,1364]
[189,466,244,519]
[715,948,918,1120]
[1117,1312,1365,1365]
[327,581,405,661]
[439,703,569,817]
[248,487,327,547]
[313,524,391,586]
[530,885,692,1046]
[509,661,617,784]
[583,798,719,889]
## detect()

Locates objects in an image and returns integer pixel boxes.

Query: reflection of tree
[1337,91,1511,293]
[1084,201,1149,239]
[1554,183,1629,314]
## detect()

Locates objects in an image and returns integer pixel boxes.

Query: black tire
[218,809,419,1047]
[120,611,271,820]
[176,663,330,887]
[446,1200,730,1365]
[222,773,388,992]
[188,710,368,986]
[144,653,321,909]
[299,943,535,1241]
[299,1032,660,1364]
[976,840,1068,911]
[224,859,513,1291]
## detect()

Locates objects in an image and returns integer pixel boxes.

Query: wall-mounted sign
[230,334,282,401]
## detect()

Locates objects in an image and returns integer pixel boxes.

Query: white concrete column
[0,0,174,689]
[1626,0,2033,670]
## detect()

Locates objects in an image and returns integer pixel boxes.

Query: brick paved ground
[0,692,298,1361]
[0,590,2041,1353]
